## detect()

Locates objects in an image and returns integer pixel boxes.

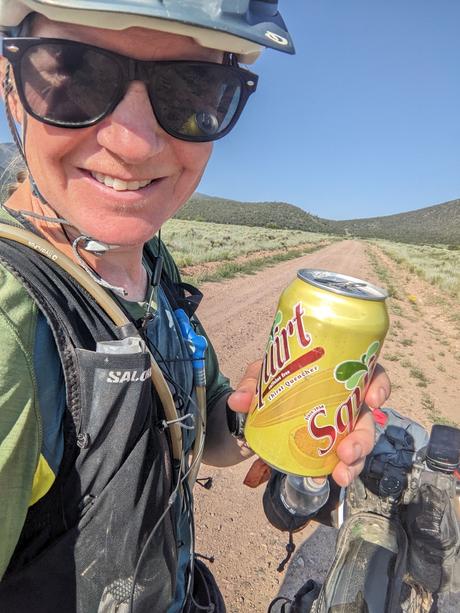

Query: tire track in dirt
[365,242,459,428]
[192,238,458,612]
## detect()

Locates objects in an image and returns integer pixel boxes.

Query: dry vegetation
[365,242,459,427]
[374,240,460,299]
[162,219,335,283]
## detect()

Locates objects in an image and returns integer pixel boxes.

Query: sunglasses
[2,37,258,142]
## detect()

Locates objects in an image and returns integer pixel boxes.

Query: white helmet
[0,0,295,63]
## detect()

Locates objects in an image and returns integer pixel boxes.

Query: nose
[96,82,166,163]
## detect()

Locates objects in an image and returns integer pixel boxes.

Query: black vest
[0,239,181,612]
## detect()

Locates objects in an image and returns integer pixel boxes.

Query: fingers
[364,363,391,409]
[332,408,375,487]
[227,360,261,413]
[332,364,389,486]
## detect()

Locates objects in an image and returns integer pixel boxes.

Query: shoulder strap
[0,237,122,453]
[143,241,203,317]
[0,223,183,461]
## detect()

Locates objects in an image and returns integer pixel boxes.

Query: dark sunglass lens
[151,63,242,139]
[20,43,121,125]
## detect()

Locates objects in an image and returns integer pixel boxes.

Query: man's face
[18,17,221,247]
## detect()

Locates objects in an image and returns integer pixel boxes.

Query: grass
[162,218,331,268]
[391,303,404,316]
[421,396,458,427]
[182,245,324,284]
[383,353,401,362]
[366,247,399,298]
[374,240,460,299]
[409,366,429,387]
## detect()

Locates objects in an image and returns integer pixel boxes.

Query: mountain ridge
[177,193,458,245]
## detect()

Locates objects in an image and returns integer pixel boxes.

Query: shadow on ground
[270,525,337,612]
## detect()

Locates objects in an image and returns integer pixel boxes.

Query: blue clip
[175,308,207,386]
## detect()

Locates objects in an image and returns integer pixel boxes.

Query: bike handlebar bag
[311,511,407,613]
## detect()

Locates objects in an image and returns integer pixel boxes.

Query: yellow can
[244,269,389,477]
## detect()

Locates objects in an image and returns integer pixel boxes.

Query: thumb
[227,360,261,414]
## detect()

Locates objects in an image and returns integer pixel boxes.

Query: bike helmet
[0,0,295,63]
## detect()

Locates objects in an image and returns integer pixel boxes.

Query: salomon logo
[265,31,289,46]
[107,368,151,383]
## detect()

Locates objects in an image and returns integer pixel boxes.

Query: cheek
[28,123,89,160]
[24,121,92,189]
[172,142,212,202]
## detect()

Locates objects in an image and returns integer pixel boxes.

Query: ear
[0,57,24,125]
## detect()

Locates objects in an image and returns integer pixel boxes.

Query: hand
[228,361,391,489]
[333,364,390,487]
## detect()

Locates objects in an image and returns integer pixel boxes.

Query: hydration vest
[0,235,188,612]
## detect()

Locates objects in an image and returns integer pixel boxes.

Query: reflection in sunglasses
[155,67,241,137]
[23,46,120,123]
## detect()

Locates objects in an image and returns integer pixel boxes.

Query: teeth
[91,172,153,191]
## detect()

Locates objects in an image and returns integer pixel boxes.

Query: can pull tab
[175,308,207,386]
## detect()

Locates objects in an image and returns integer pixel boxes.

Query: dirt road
[193,239,459,612]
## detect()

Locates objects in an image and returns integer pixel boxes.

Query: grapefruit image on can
[244,269,389,477]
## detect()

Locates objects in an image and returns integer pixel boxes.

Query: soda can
[244,269,389,477]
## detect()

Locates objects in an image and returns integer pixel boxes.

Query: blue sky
[200,1,460,219]
[1,1,460,220]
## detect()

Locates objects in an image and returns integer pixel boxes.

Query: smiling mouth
[90,171,155,192]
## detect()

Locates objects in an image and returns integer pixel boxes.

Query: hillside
[176,193,334,234]
[333,199,460,245]
[178,193,459,245]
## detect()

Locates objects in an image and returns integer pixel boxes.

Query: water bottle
[263,471,330,533]
[281,475,330,517]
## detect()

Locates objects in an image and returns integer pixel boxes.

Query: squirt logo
[306,340,380,456]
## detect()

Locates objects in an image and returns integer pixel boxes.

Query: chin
[83,220,161,248]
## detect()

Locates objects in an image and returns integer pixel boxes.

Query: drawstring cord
[277,531,296,573]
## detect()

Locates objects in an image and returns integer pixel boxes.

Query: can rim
[297,269,389,301]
